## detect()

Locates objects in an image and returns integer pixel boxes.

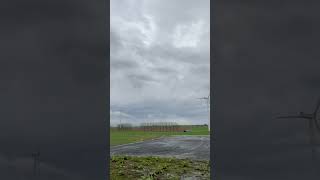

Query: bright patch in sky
[173,21,205,48]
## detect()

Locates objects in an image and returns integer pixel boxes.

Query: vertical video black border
[106,0,110,179]
[210,0,216,179]
[0,0,109,179]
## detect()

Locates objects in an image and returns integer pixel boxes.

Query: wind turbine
[31,151,40,178]
[118,110,123,130]
[198,94,210,131]
[117,111,122,130]
[277,98,320,163]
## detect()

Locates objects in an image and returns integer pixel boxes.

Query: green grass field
[110,126,209,146]
[110,126,210,179]
[110,156,210,180]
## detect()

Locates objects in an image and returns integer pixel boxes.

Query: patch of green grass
[110,156,210,180]
[110,126,209,146]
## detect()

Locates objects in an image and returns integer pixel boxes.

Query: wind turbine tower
[198,94,210,131]
[32,151,40,178]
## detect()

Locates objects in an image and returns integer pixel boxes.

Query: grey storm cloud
[214,0,320,179]
[110,0,210,126]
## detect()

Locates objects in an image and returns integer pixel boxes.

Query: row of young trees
[140,122,183,132]
[115,122,190,132]
[117,123,133,131]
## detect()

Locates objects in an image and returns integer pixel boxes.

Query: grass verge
[110,156,210,180]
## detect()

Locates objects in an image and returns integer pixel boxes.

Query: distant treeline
[140,122,180,132]
[116,123,133,131]
[111,122,207,132]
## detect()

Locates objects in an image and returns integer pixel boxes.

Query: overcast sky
[110,0,210,126]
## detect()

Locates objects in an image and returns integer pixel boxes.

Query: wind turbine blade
[313,98,320,132]
[314,97,320,114]
[308,119,316,162]
[276,115,312,119]
[314,120,320,132]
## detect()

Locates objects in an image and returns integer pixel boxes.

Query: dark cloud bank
[213,0,320,179]
[0,0,107,179]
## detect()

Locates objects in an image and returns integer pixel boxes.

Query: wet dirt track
[110,136,210,161]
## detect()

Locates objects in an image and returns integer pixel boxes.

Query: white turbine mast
[198,94,210,131]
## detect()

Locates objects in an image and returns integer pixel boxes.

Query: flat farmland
[110,126,209,146]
